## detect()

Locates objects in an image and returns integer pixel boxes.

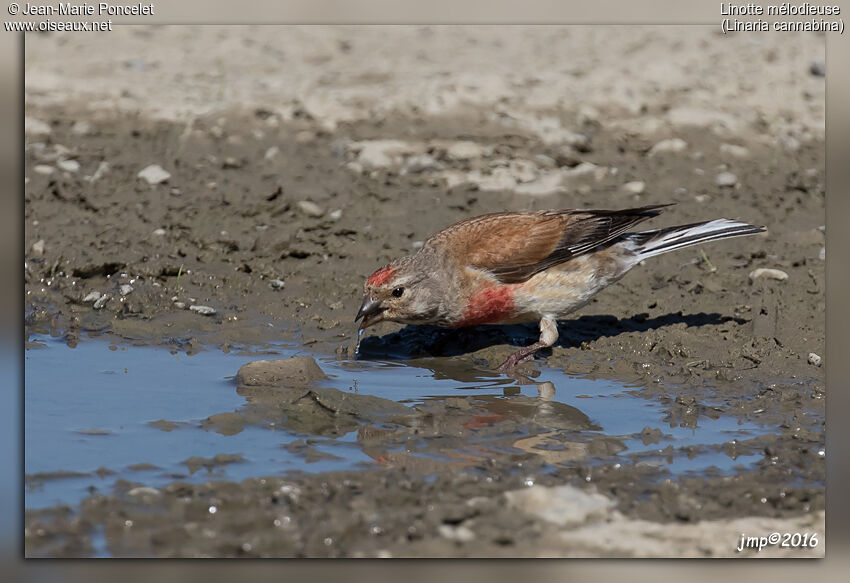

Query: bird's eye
[391,287,405,298]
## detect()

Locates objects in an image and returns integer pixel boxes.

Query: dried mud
[24,102,824,557]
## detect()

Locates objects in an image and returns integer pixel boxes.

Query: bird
[355,204,765,372]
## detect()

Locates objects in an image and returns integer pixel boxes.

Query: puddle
[25,336,769,510]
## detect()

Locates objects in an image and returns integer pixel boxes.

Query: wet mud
[25,101,824,557]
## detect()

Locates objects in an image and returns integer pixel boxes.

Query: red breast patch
[367,265,394,287]
[457,285,516,327]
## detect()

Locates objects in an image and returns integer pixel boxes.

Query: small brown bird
[355,204,764,372]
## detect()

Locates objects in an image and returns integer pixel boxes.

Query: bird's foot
[497,351,535,373]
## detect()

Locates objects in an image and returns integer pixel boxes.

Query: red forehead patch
[367,265,394,287]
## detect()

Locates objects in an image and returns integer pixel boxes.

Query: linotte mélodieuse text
[20,3,154,16]
[721,3,842,32]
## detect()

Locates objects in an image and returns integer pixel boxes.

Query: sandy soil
[24,26,824,557]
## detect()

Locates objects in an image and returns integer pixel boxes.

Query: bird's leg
[497,316,558,372]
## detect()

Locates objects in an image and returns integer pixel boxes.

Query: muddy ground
[23,27,824,557]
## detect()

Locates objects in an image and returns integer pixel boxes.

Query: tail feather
[628,219,765,260]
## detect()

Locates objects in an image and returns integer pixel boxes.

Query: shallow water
[25,336,765,510]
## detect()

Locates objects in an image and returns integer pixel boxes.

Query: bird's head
[355,255,440,329]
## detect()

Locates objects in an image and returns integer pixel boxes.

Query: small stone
[89,161,110,183]
[807,352,822,367]
[269,279,285,290]
[32,239,45,256]
[438,524,475,543]
[128,487,161,497]
[33,165,55,175]
[174,301,186,309]
[715,172,738,187]
[57,159,80,173]
[818,247,825,261]
[445,141,485,161]
[152,228,167,236]
[189,305,216,316]
[403,154,440,174]
[719,144,750,158]
[25,117,51,136]
[297,200,325,218]
[137,164,171,185]
[621,180,645,194]
[93,294,110,310]
[71,121,92,135]
[648,138,687,157]
[83,291,101,303]
[264,146,279,160]
[809,61,825,77]
[222,157,242,169]
[749,268,789,282]
[119,284,133,296]
[328,209,343,221]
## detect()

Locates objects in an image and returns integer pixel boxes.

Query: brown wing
[426,204,672,284]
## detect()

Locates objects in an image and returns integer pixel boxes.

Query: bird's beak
[355,295,386,330]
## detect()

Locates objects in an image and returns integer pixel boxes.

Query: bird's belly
[513,257,624,319]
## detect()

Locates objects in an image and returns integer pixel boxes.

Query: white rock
[438,524,475,543]
[34,165,55,175]
[89,161,110,183]
[137,164,171,185]
[71,121,92,135]
[621,180,645,195]
[128,487,161,497]
[25,117,51,136]
[403,154,440,174]
[189,305,217,316]
[152,228,167,236]
[269,279,285,290]
[93,294,110,310]
[264,146,279,160]
[119,284,133,296]
[57,159,80,173]
[807,353,822,367]
[719,144,750,158]
[354,140,422,168]
[83,291,102,303]
[818,247,825,261]
[445,141,486,161]
[749,268,788,282]
[715,172,738,187]
[505,485,615,527]
[297,200,325,218]
[328,209,343,221]
[32,239,45,256]
[648,138,688,157]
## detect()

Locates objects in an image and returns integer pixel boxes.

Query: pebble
[152,228,167,236]
[807,352,822,367]
[809,61,825,77]
[93,294,110,310]
[621,180,645,195]
[71,121,92,135]
[34,165,55,175]
[749,268,788,282]
[83,291,101,303]
[328,209,343,221]
[25,117,51,136]
[264,146,279,160]
[715,172,738,187]
[719,144,750,159]
[403,153,440,174]
[236,356,327,387]
[137,164,171,185]
[32,239,45,256]
[438,524,475,543]
[297,200,325,218]
[189,305,217,316]
[445,141,485,161]
[269,279,286,290]
[648,138,688,157]
[119,284,133,296]
[57,159,80,173]
[128,487,161,497]
[174,301,186,309]
[89,161,110,183]
[818,247,825,261]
